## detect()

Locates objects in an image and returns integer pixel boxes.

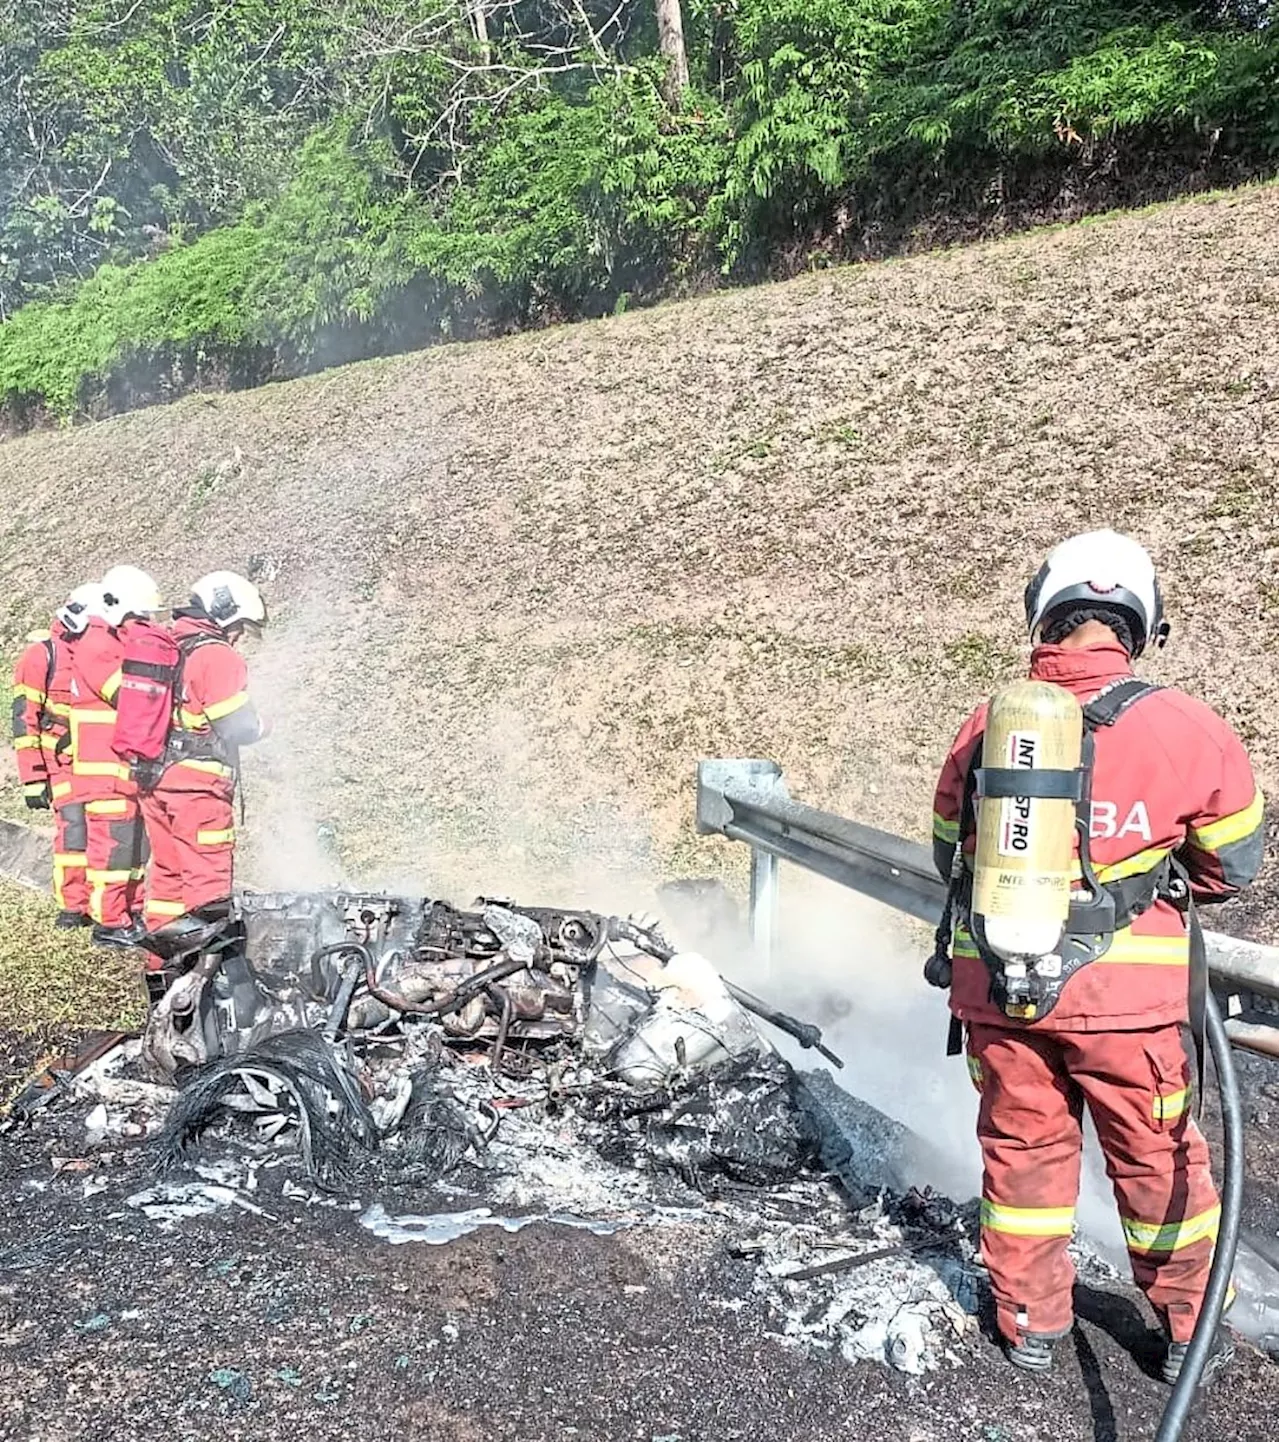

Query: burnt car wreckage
[8,885,1276,1383]
[105,889,840,1192]
[5,885,1008,1374]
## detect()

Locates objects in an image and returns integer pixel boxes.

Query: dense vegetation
[1,0,1275,422]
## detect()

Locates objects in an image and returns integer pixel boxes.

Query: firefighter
[930,529,1262,1384]
[70,565,163,946]
[11,583,104,927]
[139,571,268,946]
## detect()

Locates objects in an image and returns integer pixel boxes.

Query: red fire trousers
[83,795,147,928]
[139,787,236,929]
[968,1022,1220,1346]
[51,792,89,916]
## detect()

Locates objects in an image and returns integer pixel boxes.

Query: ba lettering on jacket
[1089,799,1152,842]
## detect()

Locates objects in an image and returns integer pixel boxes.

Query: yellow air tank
[972,680,1083,962]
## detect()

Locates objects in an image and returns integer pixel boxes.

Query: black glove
[25,785,51,811]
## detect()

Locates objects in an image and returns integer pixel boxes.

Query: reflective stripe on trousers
[968,1021,1220,1345]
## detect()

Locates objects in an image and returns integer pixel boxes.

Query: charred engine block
[143,889,675,1078]
[307,895,621,1042]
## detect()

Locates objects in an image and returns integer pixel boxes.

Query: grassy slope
[0,879,145,1100]
[0,185,1274,950]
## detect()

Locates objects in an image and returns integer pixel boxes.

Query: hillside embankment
[0,184,1274,935]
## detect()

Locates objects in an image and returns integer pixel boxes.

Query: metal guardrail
[696,759,1280,1056]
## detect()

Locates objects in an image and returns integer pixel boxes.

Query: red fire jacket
[11,628,56,797]
[68,618,132,801]
[158,616,265,796]
[932,642,1264,1032]
[11,621,86,799]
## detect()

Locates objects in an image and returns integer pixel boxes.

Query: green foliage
[722,0,1277,261]
[246,128,425,342]
[0,223,263,415]
[0,0,1275,418]
[408,70,729,313]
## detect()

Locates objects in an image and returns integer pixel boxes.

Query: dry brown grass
[0,184,1274,934]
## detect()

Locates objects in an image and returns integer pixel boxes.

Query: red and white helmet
[1024,530,1167,657]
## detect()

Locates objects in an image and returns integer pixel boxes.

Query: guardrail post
[749,847,779,968]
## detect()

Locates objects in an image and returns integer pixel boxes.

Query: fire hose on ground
[1155,989,1243,1442]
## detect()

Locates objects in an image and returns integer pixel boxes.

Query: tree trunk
[467,0,490,62]
[655,0,689,107]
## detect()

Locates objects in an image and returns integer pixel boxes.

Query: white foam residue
[359,1201,631,1245]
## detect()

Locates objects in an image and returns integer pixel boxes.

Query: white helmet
[100,565,162,627]
[1024,529,1167,657]
[190,571,267,632]
[56,582,105,636]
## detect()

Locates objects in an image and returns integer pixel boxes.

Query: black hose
[1154,992,1243,1442]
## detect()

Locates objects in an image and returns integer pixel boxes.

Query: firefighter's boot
[91,920,147,949]
[1005,1329,1067,1374]
[1162,1326,1234,1387]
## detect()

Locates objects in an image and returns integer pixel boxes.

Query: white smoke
[680,867,1128,1255]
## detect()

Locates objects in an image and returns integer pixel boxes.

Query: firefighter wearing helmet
[10,582,106,927]
[68,565,164,945]
[929,529,1263,1385]
[137,571,269,949]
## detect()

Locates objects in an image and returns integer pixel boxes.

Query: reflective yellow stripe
[1153,1087,1189,1122]
[13,684,46,703]
[73,760,131,780]
[39,733,67,751]
[53,852,87,866]
[932,812,959,844]
[203,691,247,723]
[1191,790,1265,853]
[1095,932,1188,966]
[86,868,134,883]
[952,923,980,959]
[101,670,122,703]
[175,758,234,777]
[71,709,116,723]
[179,709,208,729]
[145,899,185,918]
[196,827,236,846]
[85,798,130,816]
[954,923,1184,967]
[23,781,48,797]
[12,735,43,750]
[966,1055,983,1091]
[47,702,71,717]
[1067,845,1170,884]
[1092,846,1173,884]
[981,1200,1076,1237]
[1122,1204,1220,1255]
[51,781,73,800]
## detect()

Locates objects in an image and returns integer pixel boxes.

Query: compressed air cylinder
[972,680,1083,962]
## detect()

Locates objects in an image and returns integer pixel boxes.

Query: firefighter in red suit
[69,566,163,946]
[930,530,1262,1384]
[140,571,268,948]
[10,584,104,927]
